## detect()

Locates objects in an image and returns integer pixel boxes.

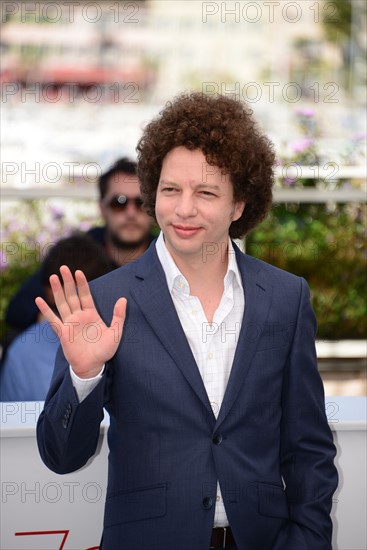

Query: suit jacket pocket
[258,482,289,519]
[104,483,167,526]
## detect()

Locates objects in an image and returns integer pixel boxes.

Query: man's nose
[124,200,141,213]
[174,196,198,218]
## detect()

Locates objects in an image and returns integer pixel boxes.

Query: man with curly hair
[36,92,338,550]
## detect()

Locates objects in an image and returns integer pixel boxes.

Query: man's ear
[233,201,246,221]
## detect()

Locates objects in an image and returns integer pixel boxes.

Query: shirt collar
[155,232,243,295]
[156,232,184,293]
[225,238,244,293]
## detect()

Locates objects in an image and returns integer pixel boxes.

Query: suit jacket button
[212,433,223,445]
[202,497,213,509]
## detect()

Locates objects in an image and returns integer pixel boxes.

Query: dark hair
[136,92,275,238]
[98,157,137,200]
[42,234,112,286]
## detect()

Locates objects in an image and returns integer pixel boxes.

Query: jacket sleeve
[274,278,338,550]
[36,346,106,474]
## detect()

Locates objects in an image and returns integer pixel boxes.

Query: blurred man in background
[4,158,155,335]
[90,157,154,268]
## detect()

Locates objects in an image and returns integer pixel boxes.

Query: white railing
[1,166,366,202]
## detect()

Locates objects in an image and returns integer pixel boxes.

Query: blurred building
[0,0,365,176]
[1,1,365,104]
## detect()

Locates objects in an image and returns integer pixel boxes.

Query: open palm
[35,265,126,379]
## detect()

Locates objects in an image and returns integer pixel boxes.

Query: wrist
[70,365,105,380]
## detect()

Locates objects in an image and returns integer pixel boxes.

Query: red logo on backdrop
[15,530,99,550]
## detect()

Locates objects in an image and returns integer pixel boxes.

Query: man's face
[100,172,152,248]
[155,146,245,264]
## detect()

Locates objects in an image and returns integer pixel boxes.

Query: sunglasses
[105,195,144,212]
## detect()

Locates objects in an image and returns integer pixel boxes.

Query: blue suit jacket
[37,241,338,550]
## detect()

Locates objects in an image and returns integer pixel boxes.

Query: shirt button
[212,433,223,445]
[210,402,219,415]
[207,352,213,360]
[202,497,213,509]
[216,495,221,502]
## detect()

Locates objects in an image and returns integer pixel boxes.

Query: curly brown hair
[136,92,275,238]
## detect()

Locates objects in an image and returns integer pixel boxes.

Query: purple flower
[0,249,8,271]
[296,108,315,118]
[37,231,53,247]
[283,177,296,187]
[291,138,314,154]
[50,205,65,221]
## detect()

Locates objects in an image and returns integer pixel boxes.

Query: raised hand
[35,265,127,379]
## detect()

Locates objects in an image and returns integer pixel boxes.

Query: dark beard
[109,231,150,251]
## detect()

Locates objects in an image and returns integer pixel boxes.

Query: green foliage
[322,0,352,44]
[246,201,366,340]
[247,107,366,340]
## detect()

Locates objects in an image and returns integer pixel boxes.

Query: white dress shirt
[71,232,245,527]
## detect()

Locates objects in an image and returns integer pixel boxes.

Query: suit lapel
[215,246,273,429]
[129,245,215,420]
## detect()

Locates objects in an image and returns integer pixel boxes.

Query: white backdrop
[1,397,366,550]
